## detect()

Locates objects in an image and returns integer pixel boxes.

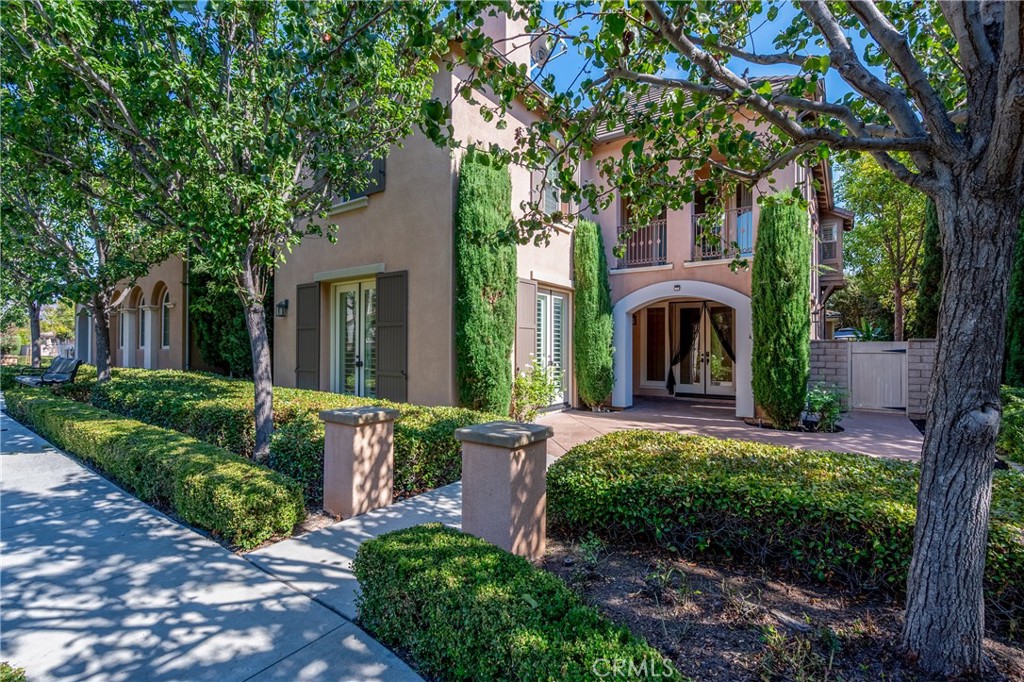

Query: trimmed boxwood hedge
[548,431,1024,625]
[5,390,304,550]
[353,524,683,682]
[50,367,500,505]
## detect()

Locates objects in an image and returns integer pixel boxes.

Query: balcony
[616,219,668,269]
[691,207,754,262]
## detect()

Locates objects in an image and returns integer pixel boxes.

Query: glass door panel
[705,305,735,395]
[334,281,376,397]
[535,290,568,406]
[672,304,704,395]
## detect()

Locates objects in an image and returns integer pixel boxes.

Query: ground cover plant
[4,389,303,549]
[547,431,1024,630]
[353,524,684,682]
[41,366,499,505]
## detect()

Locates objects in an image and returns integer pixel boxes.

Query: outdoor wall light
[275,299,289,318]
[673,284,681,291]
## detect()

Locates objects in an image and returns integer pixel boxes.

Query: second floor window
[821,223,838,261]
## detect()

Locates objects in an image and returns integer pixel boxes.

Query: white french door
[670,303,735,397]
[332,280,377,397]
[535,290,567,405]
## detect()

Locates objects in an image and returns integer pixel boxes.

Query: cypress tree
[573,219,614,408]
[915,198,942,338]
[454,150,517,413]
[1004,214,1024,386]
[751,195,810,429]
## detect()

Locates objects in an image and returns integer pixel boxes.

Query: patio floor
[538,397,924,461]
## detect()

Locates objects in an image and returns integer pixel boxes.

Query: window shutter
[363,156,386,196]
[295,283,320,390]
[375,270,408,402]
[516,279,538,373]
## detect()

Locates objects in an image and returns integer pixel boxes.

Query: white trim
[530,270,574,290]
[314,263,384,282]
[612,280,753,418]
[610,264,674,275]
[326,196,369,216]
[683,257,752,268]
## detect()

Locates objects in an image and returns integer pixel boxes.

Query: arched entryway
[612,280,753,417]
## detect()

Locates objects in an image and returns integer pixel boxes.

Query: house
[74,13,850,419]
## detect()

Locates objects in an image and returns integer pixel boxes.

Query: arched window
[139,297,146,348]
[161,292,171,348]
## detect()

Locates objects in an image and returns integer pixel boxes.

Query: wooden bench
[13,357,84,388]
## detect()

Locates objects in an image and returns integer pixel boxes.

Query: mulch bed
[542,539,1023,682]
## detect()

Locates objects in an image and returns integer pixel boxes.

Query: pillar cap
[455,421,553,449]
[319,406,400,426]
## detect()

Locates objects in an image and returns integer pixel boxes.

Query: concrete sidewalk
[0,408,421,682]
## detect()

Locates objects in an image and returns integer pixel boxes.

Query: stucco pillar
[319,407,399,519]
[141,304,159,369]
[455,421,552,559]
[121,309,137,368]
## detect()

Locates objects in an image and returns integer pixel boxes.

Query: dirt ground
[543,539,1024,682]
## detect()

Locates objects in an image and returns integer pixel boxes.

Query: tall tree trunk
[239,278,273,463]
[28,300,42,368]
[92,292,113,383]
[892,287,904,342]
[902,191,1018,676]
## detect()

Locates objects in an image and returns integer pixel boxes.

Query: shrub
[999,385,1024,465]
[805,382,847,432]
[454,149,517,414]
[61,367,499,505]
[573,218,614,408]
[751,195,810,428]
[5,390,304,549]
[547,431,1023,624]
[353,524,683,682]
[1004,214,1024,386]
[509,362,562,422]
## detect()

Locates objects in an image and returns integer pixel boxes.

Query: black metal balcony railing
[616,219,668,268]
[691,207,754,261]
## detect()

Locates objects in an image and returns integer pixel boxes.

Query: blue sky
[539,2,863,105]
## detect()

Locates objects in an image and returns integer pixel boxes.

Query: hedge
[49,367,500,505]
[999,385,1024,465]
[548,431,1024,624]
[573,219,614,408]
[5,390,304,549]
[353,524,683,682]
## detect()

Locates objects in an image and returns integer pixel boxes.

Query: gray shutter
[375,270,408,402]
[363,156,386,196]
[516,279,537,373]
[295,283,320,390]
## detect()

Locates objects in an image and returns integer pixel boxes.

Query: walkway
[0,409,423,682]
[539,397,924,461]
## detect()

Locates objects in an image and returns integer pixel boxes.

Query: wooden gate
[850,342,907,411]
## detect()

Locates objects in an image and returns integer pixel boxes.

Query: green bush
[547,431,1023,624]
[454,149,517,414]
[354,524,683,682]
[54,367,499,505]
[1004,214,1024,386]
[5,390,304,549]
[751,195,810,428]
[573,219,614,408]
[999,385,1024,465]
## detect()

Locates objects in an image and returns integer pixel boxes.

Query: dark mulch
[542,539,1023,682]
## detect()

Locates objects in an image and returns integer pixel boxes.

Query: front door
[535,290,568,405]
[672,303,735,397]
[332,280,376,397]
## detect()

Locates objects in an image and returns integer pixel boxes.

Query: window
[821,223,838,261]
[161,292,171,348]
[543,165,560,214]
[138,297,146,348]
[119,312,124,348]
